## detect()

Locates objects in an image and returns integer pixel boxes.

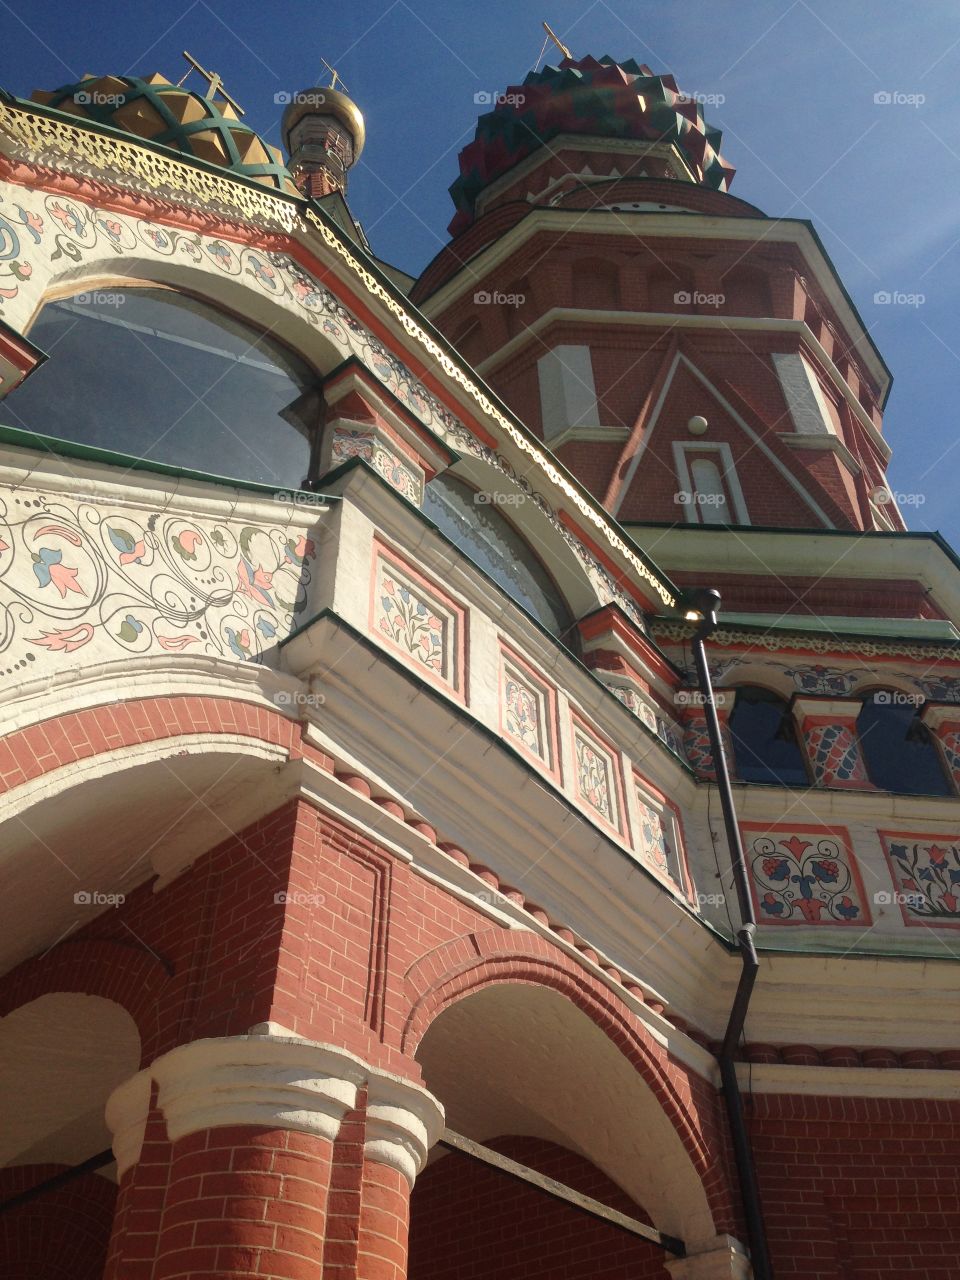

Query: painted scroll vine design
[750,831,867,925]
[0,491,316,667]
[0,186,647,626]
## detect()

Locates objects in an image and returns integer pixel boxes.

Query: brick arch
[0,940,167,1064]
[0,692,300,798]
[0,1166,116,1280]
[402,929,712,1178]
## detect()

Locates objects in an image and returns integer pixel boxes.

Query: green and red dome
[449,55,735,236]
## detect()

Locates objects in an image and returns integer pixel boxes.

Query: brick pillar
[357,1075,443,1280]
[680,702,734,780]
[792,696,873,788]
[921,703,960,793]
[104,1032,443,1280]
[666,1233,752,1278]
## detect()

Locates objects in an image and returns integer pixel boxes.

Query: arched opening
[647,264,691,312]
[856,689,951,796]
[719,264,772,317]
[408,981,718,1280]
[0,993,140,1279]
[729,685,808,786]
[6,286,319,489]
[422,473,575,639]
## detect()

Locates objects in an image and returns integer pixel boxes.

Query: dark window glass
[857,691,950,796]
[729,685,808,786]
[5,288,317,488]
[422,474,572,638]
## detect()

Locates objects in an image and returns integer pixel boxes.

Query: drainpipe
[685,587,774,1280]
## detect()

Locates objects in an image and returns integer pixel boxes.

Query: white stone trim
[537,344,600,438]
[364,1073,446,1187]
[672,441,750,525]
[614,352,831,526]
[106,1032,444,1183]
[666,1235,752,1279]
[772,351,835,437]
[151,1035,366,1143]
[735,1061,960,1099]
[104,1068,152,1179]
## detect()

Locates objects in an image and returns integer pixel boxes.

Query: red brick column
[356,1074,445,1280]
[153,1126,334,1280]
[104,1034,443,1280]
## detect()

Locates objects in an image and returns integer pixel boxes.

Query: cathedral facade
[0,50,957,1280]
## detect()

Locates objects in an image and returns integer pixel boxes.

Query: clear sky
[4,0,960,547]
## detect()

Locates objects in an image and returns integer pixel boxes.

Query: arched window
[729,685,808,786]
[689,458,730,525]
[6,288,318,489]
[421,474,573,639]
[856,690,951,795]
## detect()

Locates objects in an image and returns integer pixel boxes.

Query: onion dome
[280,86,366,197]
[30,73,299,195]
[449,55,735,236]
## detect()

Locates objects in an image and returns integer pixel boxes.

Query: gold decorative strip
[0,101,299,232]
[652,620,960,663]
[303,207,677,609]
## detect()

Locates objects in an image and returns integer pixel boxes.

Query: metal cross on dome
[177,50,246,116]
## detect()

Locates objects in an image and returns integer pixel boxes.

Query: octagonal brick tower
[412,55,898,537]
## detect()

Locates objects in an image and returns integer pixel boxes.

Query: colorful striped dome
[449,55,735,236]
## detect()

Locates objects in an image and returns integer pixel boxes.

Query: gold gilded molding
[652,620,960,663]
[303,207,677,609]
[0,101,299,232]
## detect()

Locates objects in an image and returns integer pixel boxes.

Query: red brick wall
[0,1165,116,1279]
[408,1135,670,1279]
[750,1093,960,1279]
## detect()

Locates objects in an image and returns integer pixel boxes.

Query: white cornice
[735,1061,960,1099]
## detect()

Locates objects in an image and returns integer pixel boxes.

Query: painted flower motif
[835,896,860,920]
[207,240,234,267]
[118,615,144,643]
[761,891,785,917]
[248,255,276,287]
[16,207,43,241]
[225,626,252,659]
[928,845,948,865]
[237,558,274,607]
[50,201,84,235]
[9,262,31,280]
[781,835,812,860]
[762,857,790,881]
[0,537,8,553]
[146,227,168,248]
[796,898,827,923]
[98,217,123,243]
[27,623,94,652]
[284,534,315,565]
[811,859,839,883]
[173,529,203,561]
[32,546,84,597]
[108,525,146,565]
[257,617,278,639]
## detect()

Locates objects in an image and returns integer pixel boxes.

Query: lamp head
[682,586,722,636]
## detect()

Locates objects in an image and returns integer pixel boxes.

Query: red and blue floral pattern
[747,828,869,925]
[881,833,960,925]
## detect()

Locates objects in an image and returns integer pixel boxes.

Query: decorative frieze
[371,542,465,697]
[744,822,871,926]
[499,642,559,776]
[570,716,625,835]
[879,831,960,928]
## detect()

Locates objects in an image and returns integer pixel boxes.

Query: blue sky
[5,0,960,546]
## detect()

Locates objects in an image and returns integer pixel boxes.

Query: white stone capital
[151,1034,366,1144]
[105,1030,443,1186]
[104,1068,152,1178]
[364,1072,445,1188]
[666,1235,752,1279]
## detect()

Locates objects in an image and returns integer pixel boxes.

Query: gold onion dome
[280,87,365,164]
[30,72,299,195]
